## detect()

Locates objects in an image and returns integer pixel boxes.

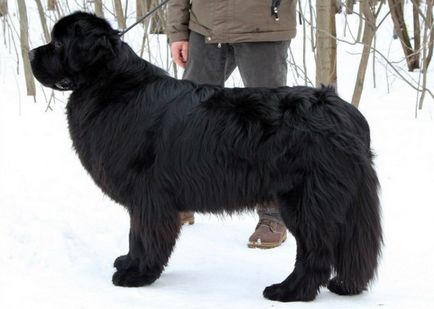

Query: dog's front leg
[112,202,181,287]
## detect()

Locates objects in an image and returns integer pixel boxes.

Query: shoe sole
[247,234,287,249]
[181,218,195,225]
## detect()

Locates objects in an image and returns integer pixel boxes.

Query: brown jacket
[167,0,297,44]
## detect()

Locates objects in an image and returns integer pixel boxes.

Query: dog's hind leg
[112,195,181,287]
[328,160,382,295]
[263,182,336,302]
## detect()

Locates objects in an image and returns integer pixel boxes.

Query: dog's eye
[54,41,63,49]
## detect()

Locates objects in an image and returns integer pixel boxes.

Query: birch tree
[315,0,337,87]
[352,0,380,107]
[94,0,104,17]
[17,0,36,96]
[0,0,7,17]
[418,0,434,109]
[412,0,421,65]
[47,0,56,11]
[35,0,50,43]
[346,0,355,14]
[388,0,419,70]
[114,0,126,29]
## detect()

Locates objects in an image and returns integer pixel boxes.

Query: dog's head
[29,12,120,91]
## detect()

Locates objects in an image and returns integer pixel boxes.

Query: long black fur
[30,12,382,302]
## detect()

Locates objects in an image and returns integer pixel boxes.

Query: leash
[119,0,170,37]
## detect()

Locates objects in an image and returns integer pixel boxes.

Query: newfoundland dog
[29,12,382,302]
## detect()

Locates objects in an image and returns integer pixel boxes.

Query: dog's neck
[72,41,167,91]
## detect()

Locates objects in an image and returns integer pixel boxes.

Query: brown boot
[248,219,287,249]
[179,211,195,225]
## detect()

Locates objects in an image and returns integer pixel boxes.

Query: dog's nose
[28,49,35,62]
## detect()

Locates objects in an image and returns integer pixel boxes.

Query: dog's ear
[88,34,116,60]
[67,25,118,72]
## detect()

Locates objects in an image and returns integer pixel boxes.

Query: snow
[1,2,434,309]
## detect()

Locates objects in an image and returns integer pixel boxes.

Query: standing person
[167,0,297,249]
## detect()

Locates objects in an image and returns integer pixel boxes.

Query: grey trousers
[183,31,290,223]
[184,31,290,88]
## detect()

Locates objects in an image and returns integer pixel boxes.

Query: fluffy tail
[328,155,383,295]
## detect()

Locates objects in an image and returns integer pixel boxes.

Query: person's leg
[233,40,290,248]
[183,31,236,85]
[180,31,236,225]
[233,40,290,88]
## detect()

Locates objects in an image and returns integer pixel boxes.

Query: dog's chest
[66,100,112,188]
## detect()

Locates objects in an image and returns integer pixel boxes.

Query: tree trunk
[308,0,315,52]
[346,0,355,14]
[35,0,50,43]
[0,0,8,16]
[316,0,337,87]
[137,0,144,21]
[114,0,126,29]
[17,0,36,97]
[423,1,434,73]
[388,0,419,70]
[94,0,104,17]
[330,0,338,87]
[47,0,57,11]
[148,0,166,34]
[298,0,309,85]
[356,3,364,42]
[418,0,434,110]
[412,0,420,61]
[352,0,377,107]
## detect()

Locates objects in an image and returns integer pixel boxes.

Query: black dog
[30,12,382,302]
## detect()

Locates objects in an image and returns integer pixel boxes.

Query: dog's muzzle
[54,78,75,91]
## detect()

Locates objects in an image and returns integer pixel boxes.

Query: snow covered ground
[1,4,434,309]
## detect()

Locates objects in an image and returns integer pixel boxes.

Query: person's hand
[170,41,189,69]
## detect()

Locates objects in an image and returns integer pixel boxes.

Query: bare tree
[352,0,383,107]
[418,0,434,110]
[94,0,104,17]
[346,0,355,14]
[388,0,419,70]
[114,0,126,29]
[17,0,36,97]
[147,0,167,34]
[35,0,50,43]
[3,0,431,112]
[330,1,338,87]
[298,0,309,85]
[315,0,337,87]
[422,1,433,72]
[47,0,57,11]
[412,0,421,64]
[0,0,7,16]
[137,0,145,21]
[356,2,364,42]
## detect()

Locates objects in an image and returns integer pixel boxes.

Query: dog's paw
[112,266,159,287]
[263,283,316,302]
[327,277,364,296]
[263,283,293,302]
[113,254,131,270]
